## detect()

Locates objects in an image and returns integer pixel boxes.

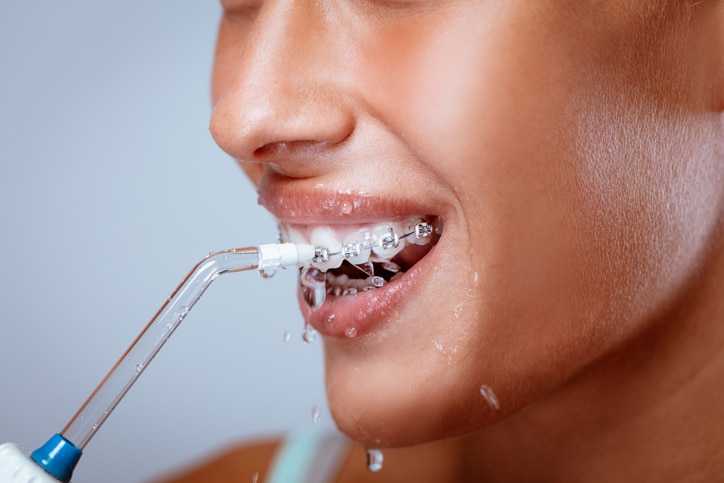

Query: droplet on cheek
[454,303,464,320]
[479,384,500,410]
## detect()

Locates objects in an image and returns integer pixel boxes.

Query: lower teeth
[295,217,441,309]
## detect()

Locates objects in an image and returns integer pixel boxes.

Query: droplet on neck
[479,384,500,410]
[345,326,358,338]
[366,448,384,472]
[300,266,327,310]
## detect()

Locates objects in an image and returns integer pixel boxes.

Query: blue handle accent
[31,434,82,482]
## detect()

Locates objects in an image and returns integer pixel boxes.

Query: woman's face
[210,1,723,447]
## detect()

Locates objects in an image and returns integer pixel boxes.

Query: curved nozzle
[29,243,315,482]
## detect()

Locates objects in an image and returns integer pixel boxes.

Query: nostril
[253,140,324,158]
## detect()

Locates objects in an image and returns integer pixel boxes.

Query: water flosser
[0,243,315,482]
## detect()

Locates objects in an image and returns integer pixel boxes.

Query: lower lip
[297,245,438,338]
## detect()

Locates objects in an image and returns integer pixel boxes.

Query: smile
[279,215,443,337]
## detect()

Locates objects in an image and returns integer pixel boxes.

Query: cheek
[355,5,721,414]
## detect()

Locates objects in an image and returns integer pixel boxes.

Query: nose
[209,2,356,177]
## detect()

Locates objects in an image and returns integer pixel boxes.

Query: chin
[322,342,505,448]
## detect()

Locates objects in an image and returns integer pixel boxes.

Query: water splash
[366,448,384,472]
[258,267,277,279]
[302,323,317,344]
[300,266,327,310]
[311,405,321,424]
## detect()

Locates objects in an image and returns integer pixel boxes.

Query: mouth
[280,214,443,337]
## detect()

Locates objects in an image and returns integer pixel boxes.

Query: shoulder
[153,430,463,483]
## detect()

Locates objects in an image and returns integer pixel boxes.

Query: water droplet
[302,323,317,344]
[368,276,386,288]
[135,363,144,372]
[353,261,375,277]
[259,267,277,279]
[366,448,384,472]
[479,384,500,410]
[473,271,479,286]
[300,266,327,310]
[252,472,259,483]
[325,313,336,327]
[311,405,321,424]
[340,200,354,215]
[283,330,291,343]
[345,326,358,338]
[379,260,402,273]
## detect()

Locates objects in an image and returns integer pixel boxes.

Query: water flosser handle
[0,443,60,483]
[0,243,316,483]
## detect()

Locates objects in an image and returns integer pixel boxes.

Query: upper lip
[257,176,441,225]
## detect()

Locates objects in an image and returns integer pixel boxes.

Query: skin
[209,0,724,480]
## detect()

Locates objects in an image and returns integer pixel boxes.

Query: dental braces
[311,220,434,264]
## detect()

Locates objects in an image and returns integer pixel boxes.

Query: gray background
[0,2,331,482]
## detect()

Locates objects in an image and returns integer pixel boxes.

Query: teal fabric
[265,431,328,483]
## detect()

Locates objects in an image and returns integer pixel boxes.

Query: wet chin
[323,350,488,448]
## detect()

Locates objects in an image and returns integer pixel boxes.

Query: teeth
[371,225,405,260]
[309,226,344,270]
[325,272,388,294]
[342,232,373,265]
[378,260,402,273]
[409,220,434,245]
[282,216,442,293]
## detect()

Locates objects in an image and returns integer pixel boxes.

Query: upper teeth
[280,216,441,272]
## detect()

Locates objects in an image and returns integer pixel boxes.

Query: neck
[463,234,724,482]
